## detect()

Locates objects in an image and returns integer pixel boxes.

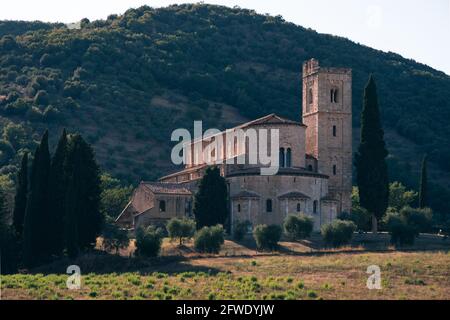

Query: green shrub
[166,217,196,245]
[386,215,416,246]
[384,207,432,246]
[4,98,30,115]
[321,220,356,247]
[338,208,371,232]
[135,226,163,257]
[400,206,432,234]
[283,214,314,240]
[253,224,282,251]
[233,220,251,241]
[102,218,129,254]
[194,225,224,253]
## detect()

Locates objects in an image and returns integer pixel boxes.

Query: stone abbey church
[116,59,352,232]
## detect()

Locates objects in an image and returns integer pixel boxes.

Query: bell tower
[302,59,352,213]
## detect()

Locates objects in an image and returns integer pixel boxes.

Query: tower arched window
[296,203,301,212]
[313,200,318,214]
[266,199,273,213]
[333,165,337,175]
[279,148,285,168]
[286,148,292,167]
[237,203,241,213]
[308,164,313,172]
[333,125,337,137]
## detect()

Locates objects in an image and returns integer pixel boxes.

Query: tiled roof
[237,113,305,128]
[321,195,339,202]
[226,167,329,179]
[278,191,310,199]
[231,190,261,199]
[141,182,192,195]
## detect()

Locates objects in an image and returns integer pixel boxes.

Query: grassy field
[2,235,449,300]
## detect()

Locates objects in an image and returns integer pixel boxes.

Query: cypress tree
[48,129,68,255]
[12,152,28,237]
[354,75,389,233]
[22,131,51,267]
[64,134,102,253]
[193,166,228,228]
[419,155,428,208]
[64,151,80,258]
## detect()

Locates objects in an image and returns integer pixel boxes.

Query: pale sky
[1,0,449,74]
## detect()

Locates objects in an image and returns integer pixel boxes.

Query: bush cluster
[321,220,356,247]
[283,214,314,240]
[194,225,225,253]
[135,226,163,257]
[253,224,282,251]
[384,206,432,246]
[233,220,251,241]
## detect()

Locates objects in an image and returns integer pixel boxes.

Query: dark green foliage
[388,182,417,211]
[321,220,356,247]
[253,224,282,251]
[354,75,389,232]
[22,131,51,267]
[233,220,251,241]
[64,172,79,259]
[12,152,28,236]
[101,217,129,254]
[0,187,20,274]
[100,173,132,218]
[166,217,196,245]
[384,212,416,246]
[0,187,7,224]
[419,155,428,208]
[64,134,102,251]
[283,214,314,240]
[193,225,225,253]
[338,210,367,231]
[48,129,68,256]
[193,167,228,228]
[400,206,433,234]
[384,206,432,246]
[388,221,415,246]
[135,226,163,257]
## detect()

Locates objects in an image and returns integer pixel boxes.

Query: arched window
[333,165,337,175]
[286,148,292,167]
[237,204,241,213]
[296,203,301,212]
[159,200,166,213]
[313,200,318,214]
[279,148,285,168]
[333,125,337,137]
[308,165,313,172]
[266,199,273,213]
[308,88,313,105]
[330,89,334,103]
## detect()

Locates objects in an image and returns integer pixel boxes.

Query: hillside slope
[0,4,449,213]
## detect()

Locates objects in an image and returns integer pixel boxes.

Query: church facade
[116,59,352,233]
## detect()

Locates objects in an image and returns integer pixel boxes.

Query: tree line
[2,129,102,271]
